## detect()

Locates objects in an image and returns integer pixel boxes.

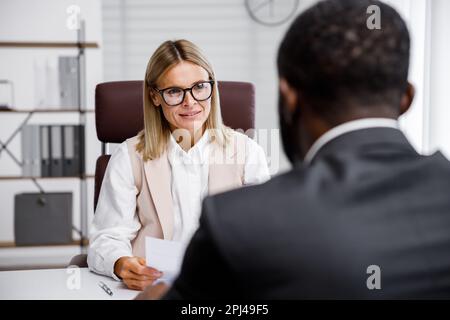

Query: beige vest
[125,132,247,257]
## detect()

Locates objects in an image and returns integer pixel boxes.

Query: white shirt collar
[168,130,210,163]
[303,118,399,165]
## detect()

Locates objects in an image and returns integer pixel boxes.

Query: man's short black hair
[277,0,410,120]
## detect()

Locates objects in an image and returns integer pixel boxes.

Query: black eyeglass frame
[153,80,215,107]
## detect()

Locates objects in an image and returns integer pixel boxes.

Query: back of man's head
[277,0,410,123]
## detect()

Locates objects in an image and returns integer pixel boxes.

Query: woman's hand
[114,256,163,290]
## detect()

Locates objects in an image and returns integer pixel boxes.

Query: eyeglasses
[153,80,214,107]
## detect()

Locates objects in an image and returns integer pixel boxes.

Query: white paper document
[145,236,186,284]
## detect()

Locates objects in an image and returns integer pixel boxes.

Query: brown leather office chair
[68,80,255,268]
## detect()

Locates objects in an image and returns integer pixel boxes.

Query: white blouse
[88,131,270,279]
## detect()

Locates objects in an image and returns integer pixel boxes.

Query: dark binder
[62,125,74,176]
[40,125,51,177]
[50,125,63,177]
[62,125,85,176]
[76,125,86,176]
[14,192,73,245]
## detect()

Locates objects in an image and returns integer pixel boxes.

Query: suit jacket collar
[309,127,418,165]
[304,118,399,164]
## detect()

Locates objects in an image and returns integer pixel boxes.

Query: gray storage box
[14,192,73,246]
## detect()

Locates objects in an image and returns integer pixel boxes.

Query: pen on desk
[98,281,113,296]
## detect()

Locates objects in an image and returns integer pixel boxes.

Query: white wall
[386,0,427,152]
[427,0,450,158]
[0,0,102,254]
[376,0,450,158]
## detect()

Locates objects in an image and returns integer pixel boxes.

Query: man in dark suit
[139,0,450,299]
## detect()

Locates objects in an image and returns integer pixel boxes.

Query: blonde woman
[88,40,270,290]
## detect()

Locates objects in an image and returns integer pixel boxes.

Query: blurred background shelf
[0,41,98,49]
[0,175,94,180]
[0,108,94,113]
[0,240,89,270]
[0,240,88,248]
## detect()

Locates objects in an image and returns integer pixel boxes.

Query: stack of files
[40,125,51,177]
[21,125,41,177]
[59,56,80,108]
[22,124,85,177]
[62,125,85,177]
[50,125,63,177]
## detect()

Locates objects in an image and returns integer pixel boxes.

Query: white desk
[0,268,138,300]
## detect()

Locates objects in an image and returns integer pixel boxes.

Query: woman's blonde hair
[136,39,231,161]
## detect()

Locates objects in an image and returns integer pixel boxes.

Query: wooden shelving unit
[0,41,98,49]
[0,175,94,181]
[0,21,98,254]
[0,239,88,248]
[0,109,94,113]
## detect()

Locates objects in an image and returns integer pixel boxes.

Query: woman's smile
[179,109,202,119]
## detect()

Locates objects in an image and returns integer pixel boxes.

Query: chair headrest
[95,80,255,143]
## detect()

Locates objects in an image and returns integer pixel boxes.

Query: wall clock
[245,0,300,26]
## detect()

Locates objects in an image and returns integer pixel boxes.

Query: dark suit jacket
[164,127,450,299]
